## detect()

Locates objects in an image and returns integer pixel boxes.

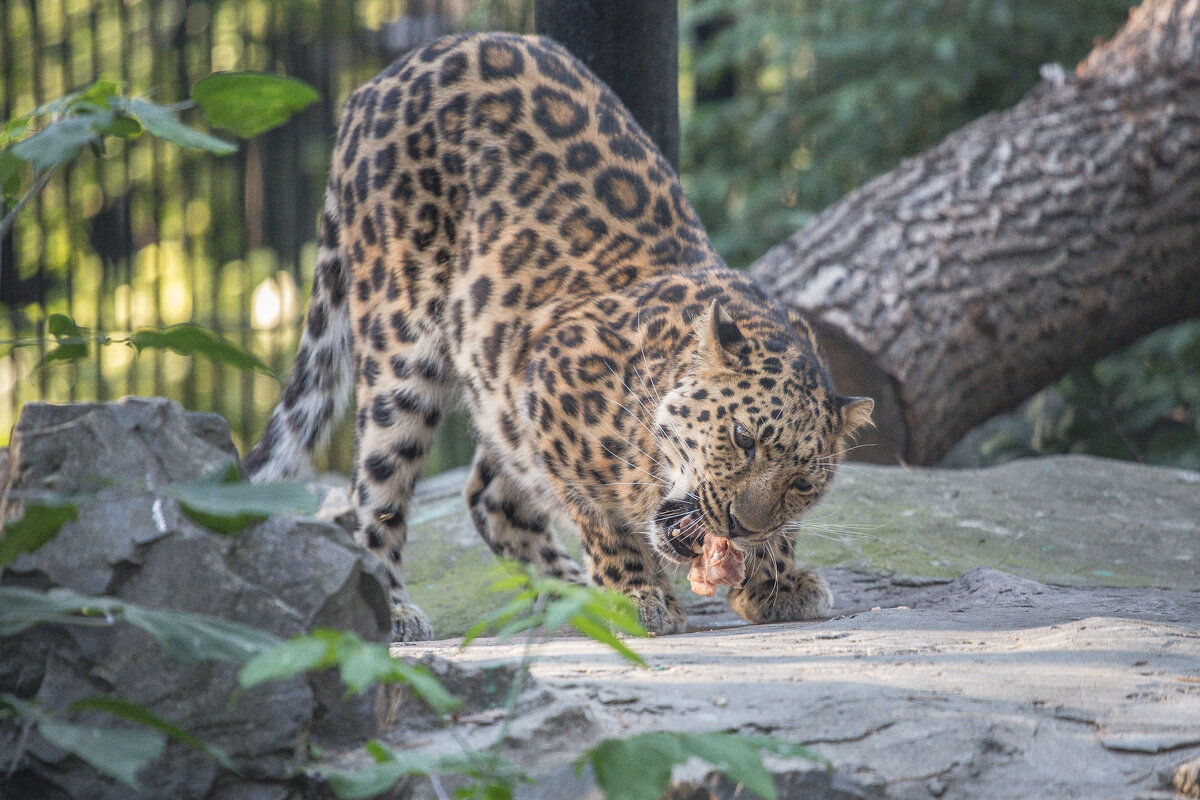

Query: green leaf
[0,586,279,662]
[238,633,334,689]
[67,695,232,769]
[581,732,825,800]
[76,79,122,106]
[2,694,164,788]
[9,115,99,172]
[48,313,86,337]
[0,497,79,567]
[39,314,93,367]
[323,747,506,800]
[101,113,144,140]
[168,478,318,534]
[678,733,777,800]
[324,760,422,800]
[40,342,90,366]
[123,604,281,662]
[41,716,163,786]
[192,72,320,138]
[238,630,460,715]
[570,614,646,668]
[110,97,236,155]
[0,148,23,200]
[128,323,273,376]
[584,733,686,800]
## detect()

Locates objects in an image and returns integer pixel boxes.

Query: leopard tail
[243,187,353,482]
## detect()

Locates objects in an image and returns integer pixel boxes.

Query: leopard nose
[728,499,771,537]
[727,508,758,538]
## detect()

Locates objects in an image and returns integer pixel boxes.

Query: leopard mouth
[654,498,705,559]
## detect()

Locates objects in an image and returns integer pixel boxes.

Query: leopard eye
[791,477,814,494]
[732,423,755,451]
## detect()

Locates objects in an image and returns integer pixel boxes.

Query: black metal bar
[534,0,680,169]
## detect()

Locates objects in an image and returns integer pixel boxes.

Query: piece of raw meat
[687,534,746,596]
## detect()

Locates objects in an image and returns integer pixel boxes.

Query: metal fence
[0,0,479,473]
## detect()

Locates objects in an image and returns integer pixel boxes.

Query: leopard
[243,32,873,640]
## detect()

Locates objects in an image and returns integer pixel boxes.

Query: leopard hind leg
[352,334,453,642]
[464,448,585,582]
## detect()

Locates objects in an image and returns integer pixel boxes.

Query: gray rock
[355,456,1200,800]
[0,399,392,800]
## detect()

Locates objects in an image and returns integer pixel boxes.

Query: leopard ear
[837,396,875,439]
[694,299,744,365]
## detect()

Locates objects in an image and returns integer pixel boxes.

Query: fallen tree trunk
[751,0,1200,465]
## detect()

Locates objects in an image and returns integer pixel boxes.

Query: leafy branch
[0,72,318,241]
[37,313,275,378]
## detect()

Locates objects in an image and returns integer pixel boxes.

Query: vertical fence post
[534,0,679,170]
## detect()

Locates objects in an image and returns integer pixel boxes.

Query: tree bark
[751,0,1200,465]
[534,0,679,169]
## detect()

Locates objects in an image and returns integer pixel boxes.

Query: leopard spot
[354,159,370,204]
[608,134,646,162]
[391,312,414,343]
[436,94,469,144]
[530,45,584,90]
[412,203,440,250]
[592,232,642,273]
[500,228,539,276]
[508,152,558,207]
[441,151,465,175]
[438,52,468,85]
[471,275,492,315]
[362,356,380,387]
[393,171,415,203]
[535,181,584,224]
[476,202,508,254]
[501,284,523,307]
[361,214,377,246]
[532,86,589,139]
[565,141,602,173]
[597,175,650,230]
[479,39,525,80]
[341,122,362,169]
[560,207,608,256]
[406,123,437,160]
[470,146,505,195]
[418,166,442,196]
[508,129,535,163]
[403,72,434,126]
[472,89,524,136]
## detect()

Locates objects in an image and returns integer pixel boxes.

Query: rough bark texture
[751,0,1200,465]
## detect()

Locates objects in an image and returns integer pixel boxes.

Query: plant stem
[0,166,58,242]
[429,774,453,800]
[491,590,547,757]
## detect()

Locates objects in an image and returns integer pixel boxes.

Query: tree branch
[751,0,1200,465]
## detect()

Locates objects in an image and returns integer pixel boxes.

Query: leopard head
[649,300,873,565]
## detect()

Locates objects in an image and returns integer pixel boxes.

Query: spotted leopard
[243,32,873,639]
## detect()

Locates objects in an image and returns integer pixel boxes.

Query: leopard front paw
[390,602,433,642]
[728,569,832,624]
[632,587,687,635]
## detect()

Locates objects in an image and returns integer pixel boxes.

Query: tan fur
[245,33,872,639]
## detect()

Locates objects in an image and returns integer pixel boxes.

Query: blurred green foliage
[681,0,1138,268]
[978,320,1200,471]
